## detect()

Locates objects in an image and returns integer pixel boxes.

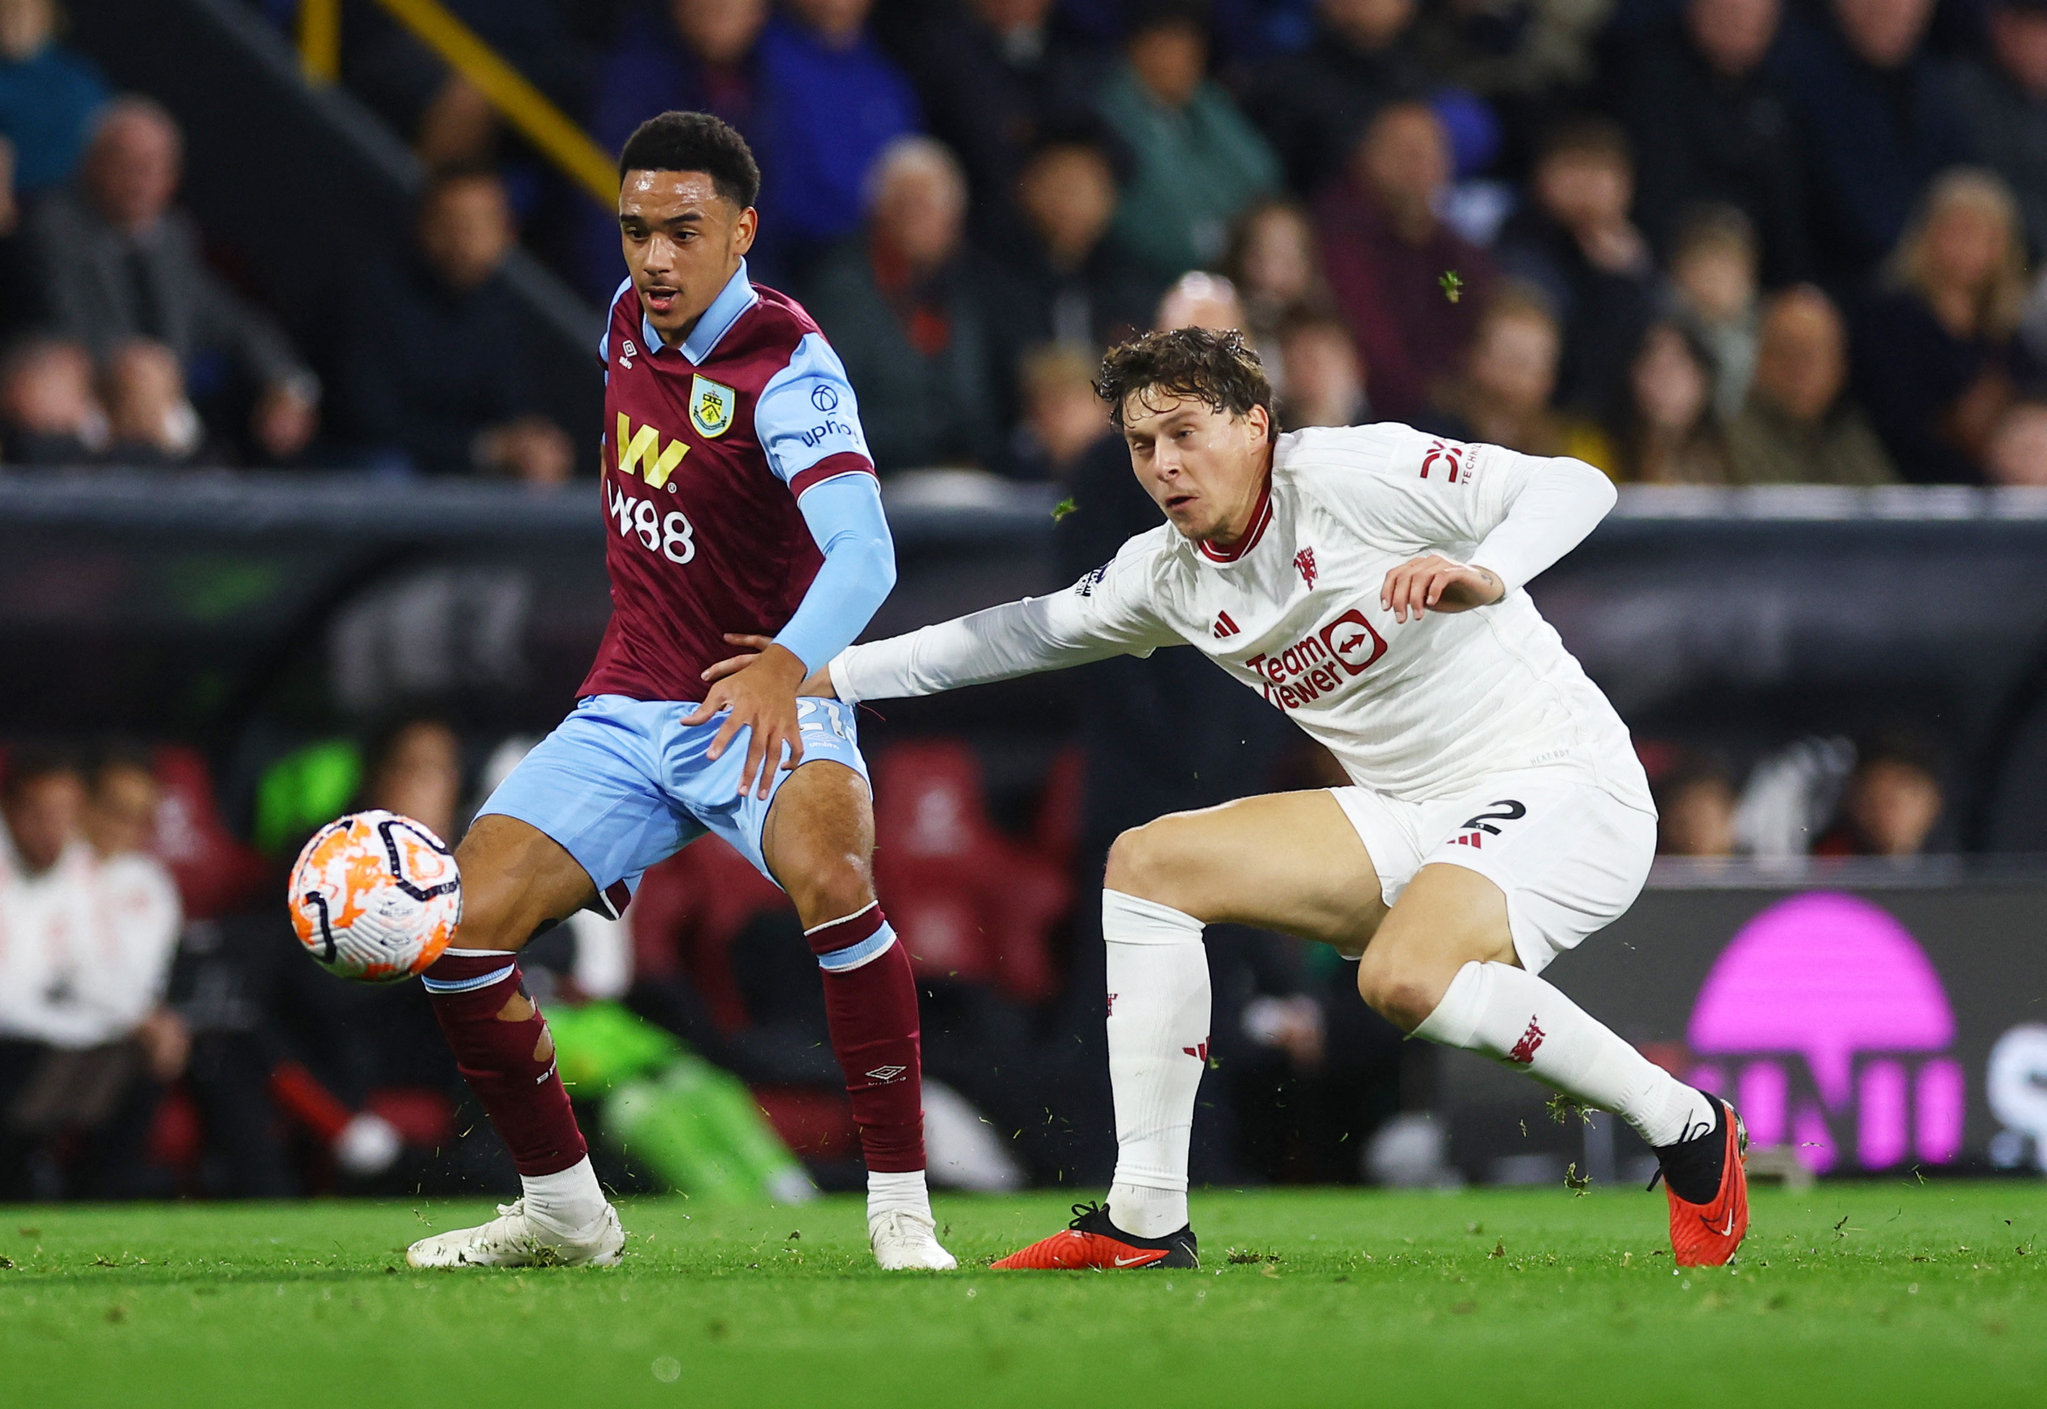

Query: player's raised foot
[1654,1094,1749,1267]
[869,1208,957,1270]
[992,1201,1198,1270]
[406,1198,626,1269]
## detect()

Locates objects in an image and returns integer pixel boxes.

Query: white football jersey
[834,423,1652,809]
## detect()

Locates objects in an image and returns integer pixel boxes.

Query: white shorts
[1331,768,1657,974]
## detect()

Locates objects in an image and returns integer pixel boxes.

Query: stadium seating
[870,740,1070,1002]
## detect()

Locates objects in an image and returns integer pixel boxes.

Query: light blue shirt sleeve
[755,333,875,490]
[774,474,897,674]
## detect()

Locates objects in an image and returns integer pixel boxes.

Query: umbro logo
[1212,611,1240,639]
[865,1065,908,1083]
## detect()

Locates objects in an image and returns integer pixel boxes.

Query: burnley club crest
[689,375,736,439]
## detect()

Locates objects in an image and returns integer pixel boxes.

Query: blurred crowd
[0,0,2045,485]
[0,0,2022,1199]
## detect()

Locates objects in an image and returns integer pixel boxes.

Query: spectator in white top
[79,744,186,1080]
[0,745,183,1198]
[0,745,96,1047]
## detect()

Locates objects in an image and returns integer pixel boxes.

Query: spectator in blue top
[1097,0,1281,282]
[0,0,109,197]
[1774,0,1971,288]
[580,0,773,297]
[755,0,920,277]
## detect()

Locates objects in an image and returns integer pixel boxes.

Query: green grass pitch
[2,1183,2042,1407]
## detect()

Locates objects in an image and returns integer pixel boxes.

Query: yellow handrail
[297,0,616,209]
[298,0,340,84]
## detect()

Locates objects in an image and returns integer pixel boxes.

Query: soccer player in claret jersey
[403,113,953,1272]
[712,328,1748,1270]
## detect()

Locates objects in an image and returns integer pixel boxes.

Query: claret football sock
[1413,961,1716,1151]
[1102,889,1210,1240]
[423,949,590,1181]
[805,905,926,1174]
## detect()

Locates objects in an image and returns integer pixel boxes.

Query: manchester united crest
[688,374,736,439]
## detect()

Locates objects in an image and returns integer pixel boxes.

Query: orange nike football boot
[991,1202,1199,1270]
[1665,1097,1750,1267]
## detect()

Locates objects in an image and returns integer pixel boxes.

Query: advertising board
[1436,870,2047,1184]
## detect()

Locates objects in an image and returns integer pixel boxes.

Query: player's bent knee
[1104,822,1183,907]
[1354,954,1442,1034]
[787,857,874,929]
[447,877,541,954]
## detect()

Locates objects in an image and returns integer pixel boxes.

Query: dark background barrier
[1437,865,2047,1186]
[7,474,2047,847]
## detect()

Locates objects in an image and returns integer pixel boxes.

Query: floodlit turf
[1,1184,2042,1408]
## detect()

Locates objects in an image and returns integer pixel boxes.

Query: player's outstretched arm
[685,474,896,798]
[1377,449,1615,622]
[704,546,1180,705]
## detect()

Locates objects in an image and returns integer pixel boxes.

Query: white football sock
[521,1155,606,1231]
[1414,961,1714,1149]
[1103,889,1209,1239]
[867,1168,931,1222]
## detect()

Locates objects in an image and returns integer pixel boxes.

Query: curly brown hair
[1094,328,1275,442]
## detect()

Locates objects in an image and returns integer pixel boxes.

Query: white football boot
[406,1198,626,1269]
[869,1207,958,1270]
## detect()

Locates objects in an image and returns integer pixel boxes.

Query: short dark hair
[1670,202,1752,266]
[618,111,760,209]
[422,164,504,203]
[1854,731,1942,782]
[87,737,155,791]
[1022,113,1132,186]
[1095,328,1275,441]
[1127,0,1210,41]
[1536,114,1631,169]
[2,742,82,801]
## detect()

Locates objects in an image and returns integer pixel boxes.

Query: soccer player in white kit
[708,328,1750,1269]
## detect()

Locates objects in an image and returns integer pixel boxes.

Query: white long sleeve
[1465,452,1616,594]
[828,424,1646,808]
[831,532,1180,703]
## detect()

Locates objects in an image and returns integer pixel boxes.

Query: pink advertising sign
[1685,893,1963,1172]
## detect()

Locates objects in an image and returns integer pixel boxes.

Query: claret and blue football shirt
[582,260,882,703]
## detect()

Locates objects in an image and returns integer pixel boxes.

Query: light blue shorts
[477,693,870,916]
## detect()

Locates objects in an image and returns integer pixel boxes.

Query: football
[287,810,462,982]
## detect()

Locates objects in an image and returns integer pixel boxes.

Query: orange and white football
[288,810,462,982]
